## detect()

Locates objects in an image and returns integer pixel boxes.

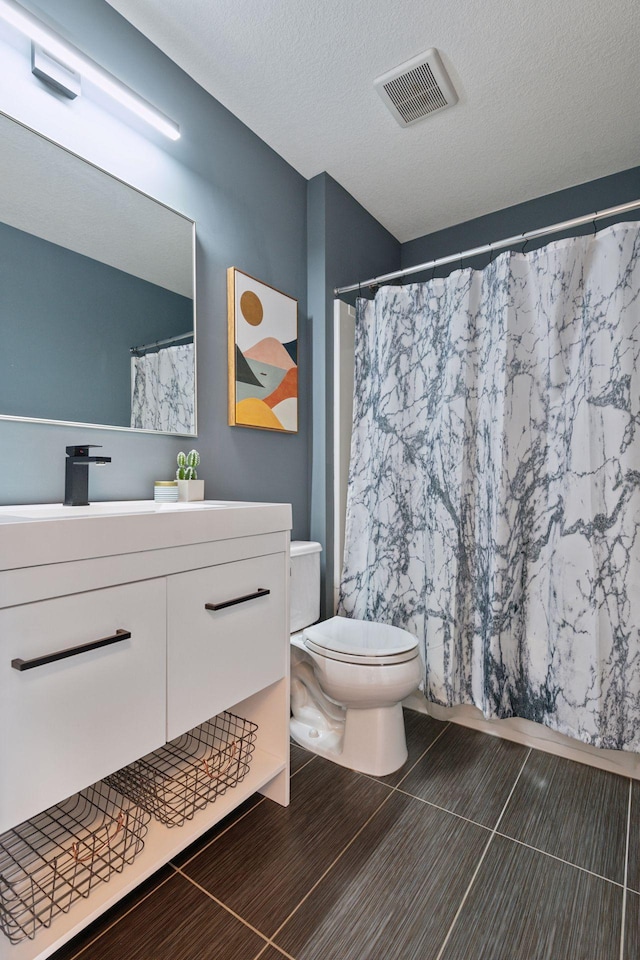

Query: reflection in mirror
[0,112,196,435]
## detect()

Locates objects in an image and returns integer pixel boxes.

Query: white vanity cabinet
[167,554,287,740]
[0,579,167,835]
[0,500,291,960]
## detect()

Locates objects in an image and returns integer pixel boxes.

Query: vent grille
[375,49,458,127]
[383,62,447,123]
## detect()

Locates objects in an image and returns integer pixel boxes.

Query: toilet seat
[303,616,419,666]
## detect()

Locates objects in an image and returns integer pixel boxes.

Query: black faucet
[64,445,111,506]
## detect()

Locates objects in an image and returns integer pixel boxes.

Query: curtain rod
[130,330,194,355]
[334,199,640,296]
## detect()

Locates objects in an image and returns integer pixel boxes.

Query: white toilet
[289,541,422,776]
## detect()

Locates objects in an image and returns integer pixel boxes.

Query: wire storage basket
[0,781,150,945]
[105,711,258,828]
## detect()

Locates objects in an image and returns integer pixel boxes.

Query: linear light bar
[0,0,180,140]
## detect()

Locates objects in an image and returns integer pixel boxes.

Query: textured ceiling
[106,0,640,242]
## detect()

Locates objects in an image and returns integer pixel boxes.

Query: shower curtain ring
[521,237,529,255]
[592,217,598,237]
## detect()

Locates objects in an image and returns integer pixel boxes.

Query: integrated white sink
[0,500,235,520]
[0,499,292,574]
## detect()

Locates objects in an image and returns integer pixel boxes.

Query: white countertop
[0,499,292,570]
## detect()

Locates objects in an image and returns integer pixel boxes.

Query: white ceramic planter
[177,479,205,502]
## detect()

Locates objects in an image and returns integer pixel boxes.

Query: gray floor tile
[171,793,265,868]
[52,873,266,960]
[180,756,392,937]
[624,889,639,960]
[257,948,297,960]
[399,723,528,827]
[627,781,640,892]
[439,835,623,960]
[290,742,314,775]
[371,709,448,787]
[498,750,629,883]
[274,791,489,960]
[46,724,631,960]
[49,865,174,960]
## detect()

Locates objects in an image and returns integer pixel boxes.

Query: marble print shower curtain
[131,343,195,433]
[339,222,640,751]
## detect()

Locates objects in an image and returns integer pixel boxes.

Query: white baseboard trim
[403,692,640,780]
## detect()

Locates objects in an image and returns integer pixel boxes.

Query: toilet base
[290,702,409,777]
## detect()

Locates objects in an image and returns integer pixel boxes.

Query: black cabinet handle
[11,628,131,672]
[205,588,270,612]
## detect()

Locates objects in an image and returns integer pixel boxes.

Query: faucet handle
[66,444,103,457]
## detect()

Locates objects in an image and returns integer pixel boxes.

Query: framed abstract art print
[227,267,298,433]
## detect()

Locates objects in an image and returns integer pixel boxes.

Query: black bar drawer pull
[205,588,270,612]
[11,628,131,672]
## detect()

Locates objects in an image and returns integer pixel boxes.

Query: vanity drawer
[0,579,166,833]
[167,552,287,740]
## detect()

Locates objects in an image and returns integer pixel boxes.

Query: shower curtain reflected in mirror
[130,343,195,434]
[339,222,640,751]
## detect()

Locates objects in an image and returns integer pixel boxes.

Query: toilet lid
[303,616,419,665]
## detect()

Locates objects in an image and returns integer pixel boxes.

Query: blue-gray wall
[0,222,192,426]
[402,165,640,281]
[308,173,400,615]
[0,0,309,537]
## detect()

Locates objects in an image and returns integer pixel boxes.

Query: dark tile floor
[50,712,637,960]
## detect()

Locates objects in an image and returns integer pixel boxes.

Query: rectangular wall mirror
[0,111,196,436]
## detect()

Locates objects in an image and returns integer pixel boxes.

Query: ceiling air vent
[374,48,458,127]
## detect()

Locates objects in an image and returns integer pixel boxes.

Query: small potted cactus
[176,449,204,501]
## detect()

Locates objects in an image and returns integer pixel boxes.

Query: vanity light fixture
[0,0,180,140]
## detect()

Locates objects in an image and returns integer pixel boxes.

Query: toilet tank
[290,541,322,633]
